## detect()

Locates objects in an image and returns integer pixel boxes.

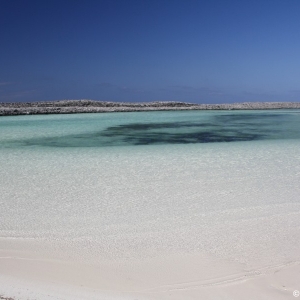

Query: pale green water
[1,110,300,148]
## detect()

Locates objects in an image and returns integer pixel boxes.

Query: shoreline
[1,100,300,116]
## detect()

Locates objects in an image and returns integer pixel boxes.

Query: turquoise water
[1,110,300,266]
[1,110,300,148]
[1,110,300,300]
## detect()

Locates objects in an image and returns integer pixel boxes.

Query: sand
[1,245,299,300]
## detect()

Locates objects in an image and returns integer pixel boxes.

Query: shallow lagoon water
[1,110,300,148]
[1,110,300,299]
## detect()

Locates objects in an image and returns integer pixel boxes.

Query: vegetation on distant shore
[1,100,300,116]
[0,295,15,300]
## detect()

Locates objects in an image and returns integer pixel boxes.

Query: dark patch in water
[13,113,288,148]
[101,122,215,137]
[122,131,263,145]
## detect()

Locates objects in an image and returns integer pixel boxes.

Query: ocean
[1,110,300,299]
[1,110,300,148]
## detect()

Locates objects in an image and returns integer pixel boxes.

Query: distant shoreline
[1,100,300,116]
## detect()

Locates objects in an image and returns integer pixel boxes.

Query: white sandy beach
[1,112,300,299]
[1,246,299,300]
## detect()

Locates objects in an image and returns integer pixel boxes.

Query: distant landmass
[1,100,300,116]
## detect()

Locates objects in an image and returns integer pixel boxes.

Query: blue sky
[1,0,300,103]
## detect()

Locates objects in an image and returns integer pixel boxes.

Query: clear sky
[1,0,300,103]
